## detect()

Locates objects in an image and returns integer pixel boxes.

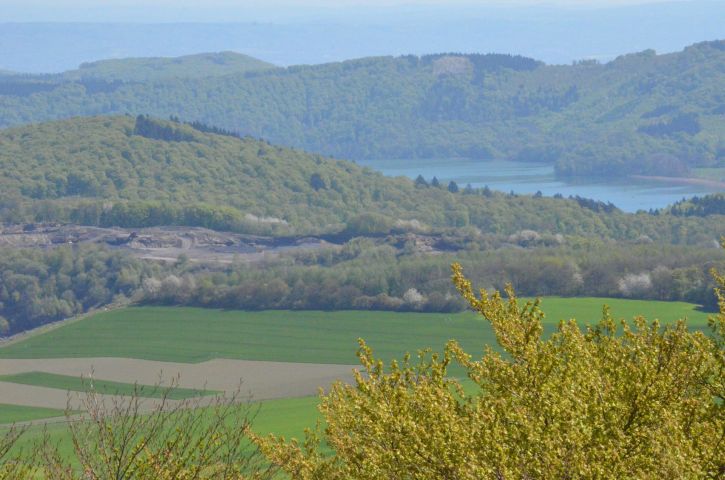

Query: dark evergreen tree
[310,173,327,191]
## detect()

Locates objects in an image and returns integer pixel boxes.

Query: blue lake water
[359,158,724,213]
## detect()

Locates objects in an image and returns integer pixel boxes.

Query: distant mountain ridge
[0,41,723,177]
[62,51,275,82]
[2,2,724,70]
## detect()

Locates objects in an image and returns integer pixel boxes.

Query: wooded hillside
[1,115,724,242]
[0,41,723,177]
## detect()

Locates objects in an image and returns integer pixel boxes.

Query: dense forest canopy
[0,115,724,242]
[0,245,158,334]
[145,240,725,314]
[0,42,723,177]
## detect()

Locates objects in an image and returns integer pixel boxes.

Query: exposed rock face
[0,223,482,264]
[0,224,329,264]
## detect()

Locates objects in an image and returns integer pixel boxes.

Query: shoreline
[629,175,725,190]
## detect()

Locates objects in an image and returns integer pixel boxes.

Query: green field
[0,372,218,400]
[0,297,714,464]
[0,298,712,428]
[0,404,66,425]
[0,299,710,365]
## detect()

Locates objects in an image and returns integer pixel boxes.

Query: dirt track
[0,358,356,410]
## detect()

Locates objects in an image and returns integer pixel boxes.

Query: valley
[0,12,722,475]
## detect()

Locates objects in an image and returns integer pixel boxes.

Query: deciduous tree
[255,252,725,478]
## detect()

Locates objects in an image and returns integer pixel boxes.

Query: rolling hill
[0,41,723,177]
[0,115,724,242]
[61,51,274,82]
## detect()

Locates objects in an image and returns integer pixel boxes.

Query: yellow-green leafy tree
[255,256,725,478]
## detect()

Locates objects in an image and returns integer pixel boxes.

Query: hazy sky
[1,0,719,71]
[0,0,693,23]
[0,0,685,8]
[0,0,674,3]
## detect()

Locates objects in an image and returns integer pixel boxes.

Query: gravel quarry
[0,224,333,264]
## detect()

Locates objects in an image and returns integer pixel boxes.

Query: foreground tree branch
[0,424,33,480]
[40,379,277,480]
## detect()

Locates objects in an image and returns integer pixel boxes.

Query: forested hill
[0,41,723,177]
[0,115,723,244]
[61,52,275,82]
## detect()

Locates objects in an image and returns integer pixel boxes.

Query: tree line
[2,236,723,336]
[141,239,725,314]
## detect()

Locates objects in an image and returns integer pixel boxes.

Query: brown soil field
[0,381,171,412]
[0,358,356,410]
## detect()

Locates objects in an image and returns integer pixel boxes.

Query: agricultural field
[0,298,713,438]
[0,404,66,425]
[0,372,217,400]
[0,298,710,364]
[0,357,355,410]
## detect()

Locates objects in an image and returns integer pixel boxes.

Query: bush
[254,261,725,478]
[344,213,394,236]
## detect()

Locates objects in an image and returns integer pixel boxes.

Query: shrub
[254,260,725,478]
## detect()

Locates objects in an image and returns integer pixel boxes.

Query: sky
[0,0,683,5]
[0,0,689,14]
[0,0,695,23]
[0,0,720,71]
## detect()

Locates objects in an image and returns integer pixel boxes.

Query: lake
[359,158,724,213]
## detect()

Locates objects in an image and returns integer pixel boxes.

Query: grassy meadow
[0,404,66,425]
[0,297,711,423]
[0,298,711,365]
